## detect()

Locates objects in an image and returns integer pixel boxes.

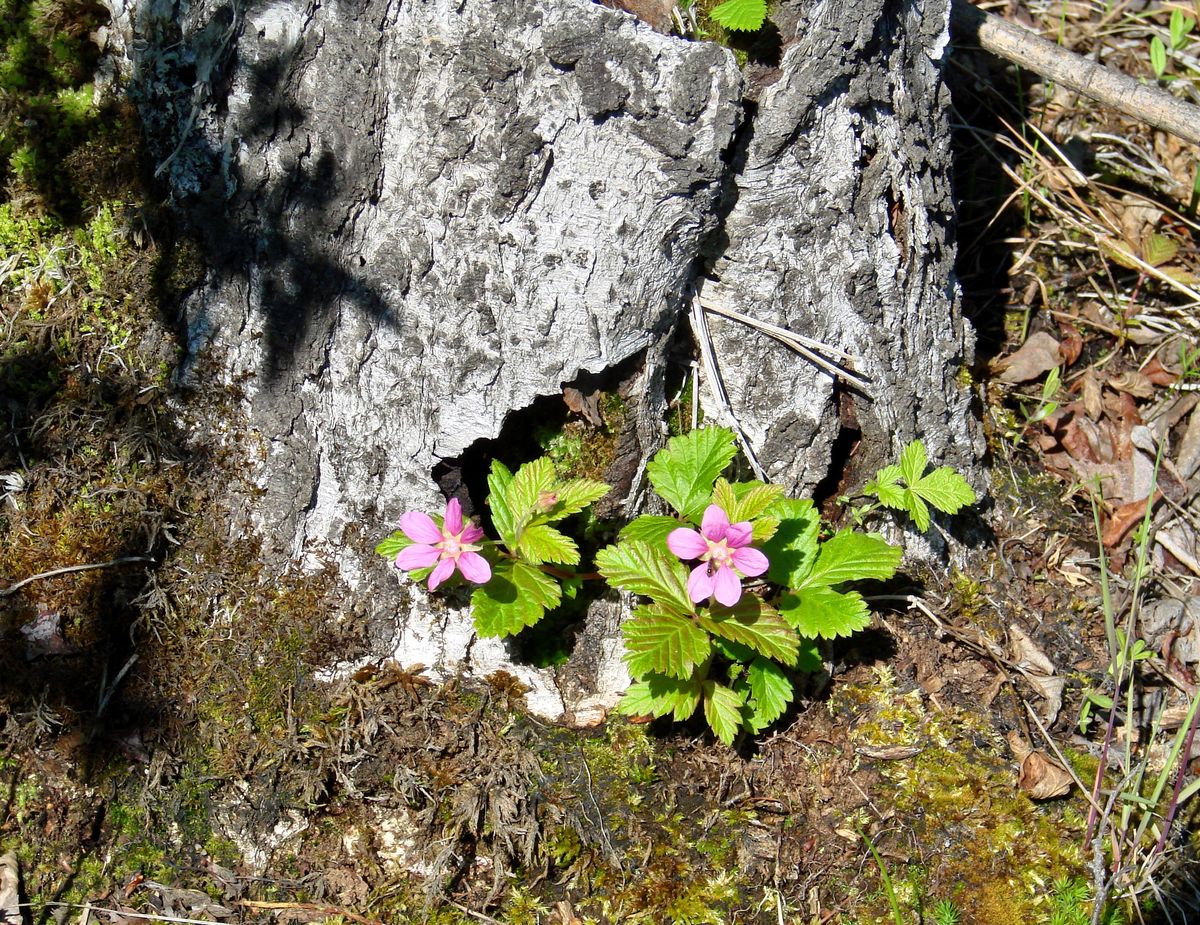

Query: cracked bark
[105,0,982,719]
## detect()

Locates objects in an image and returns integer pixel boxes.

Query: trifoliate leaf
[618,674,702,721]
[515,523,579,565]
[728,481,784,522]
[909,466,976,517]
[759,499,820,588]
[799,530,901,588]
[779,586,871,639]
[903,488,931,532]
[620,515,683,547]
[796,637,823,673]
[595,540,695,616]
[744,658,793,732]
[699,597,799,665]
[375,531,413,557]
[703,681,747,745]
[864,464,906,510]
[899,439,928,488]
[548,478,610,520]
[471,559,561,638]
[709,0,767,31]
[647,427,737,522]
[623,605,711,680]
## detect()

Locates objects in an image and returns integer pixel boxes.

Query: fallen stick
[0,556,155,597]
[950,0,1200,147]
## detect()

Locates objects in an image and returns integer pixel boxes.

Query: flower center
[705,540,732,568]
[440,536,462,557]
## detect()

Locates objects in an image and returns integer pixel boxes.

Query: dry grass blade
[689,294,767,479]
[697,292,873,394]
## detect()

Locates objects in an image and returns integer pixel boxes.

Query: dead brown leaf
[1107,371,1155,399]
[1017,749,1073,799]
[562,387,603,426]
[1009,625,1064,724]
[1143,355,1178,387]
[1102,493,1161,550]
[1080,369,1103,420]
[1058,322,1083,365]
[996,331,1062,384]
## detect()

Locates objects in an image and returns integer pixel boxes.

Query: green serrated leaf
[619,674,703,721]
[712,478,737,517]
[903,488,931,532]
[709,0,767,31]
[699,597,799,665]
[795,637,823,673]
[899,440,928,488]
[799,530,901,588]
[779,586,871,639]
[623,605,711,680]
[647,427,737,522]
[728,481,784,522]
[864,465,906,510]
[486,461,515,544]
[910,466,976,518]
[760,498,820,588]
[712,637,757,663]
[375,531,413,557]
[751,515,780,543]
[620,515,684,547]
[703,681,746,745]
[548,479,610,520]
[515,523,579,565]
[471,560,561,638]
[745,658,793,733]
[595,540,695,616]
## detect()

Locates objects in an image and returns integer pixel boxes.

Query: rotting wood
[951,0,1200,147]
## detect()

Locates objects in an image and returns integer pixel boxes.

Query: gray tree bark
[102,0,982,718]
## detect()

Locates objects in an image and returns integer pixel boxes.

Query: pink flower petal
[456,551,492,584]
[712,565,743,607]
[427,558,455,590]
[725,521,753,547]
[687,564,715,603]
[443,498,464,535]
[400,511,442,545]
[700,505,729,541]
[667,527,709,560]
[396,544,440,570]
[731,546,768,577]
[461,523,485,544]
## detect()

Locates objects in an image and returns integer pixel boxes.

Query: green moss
[830,667,1091,924]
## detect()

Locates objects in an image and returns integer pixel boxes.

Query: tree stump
[103,0,982,717]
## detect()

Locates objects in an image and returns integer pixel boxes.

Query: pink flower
[395,498,492,590]
[667,504,768,607]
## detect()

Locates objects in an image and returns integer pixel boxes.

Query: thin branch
[951,0,1200,147]
[1,557,155,597]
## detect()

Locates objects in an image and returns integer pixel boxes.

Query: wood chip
[855,744,923,760]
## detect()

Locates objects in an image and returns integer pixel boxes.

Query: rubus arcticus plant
[378,427,975,745]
